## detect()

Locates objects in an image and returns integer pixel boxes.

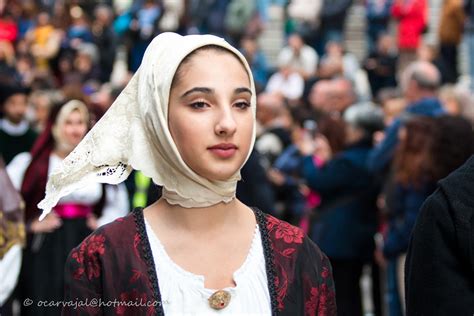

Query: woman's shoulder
[73,211,137,255]
[93,210,137,240]
[262,212,327,262]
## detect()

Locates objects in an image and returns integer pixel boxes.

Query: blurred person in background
[28,89,59,133]
[265,53,305,102]
[439,85,474,124]
[318,0,353,55]
[255,92,292,167]
[7,100,129,316]
[391,0,428,74]
[73,42,101,84]
[269,108,347,224]
[299,102,384,316]
[363,33,398,98]
[307,79,334,116]
[405,117,474,315]
[464,0,474,91]
[239,35,269,92]
[381,95,407,127]
[158,0,185,33]
[64,5,94,50]
[127,0,161,72]
[376,116,437,316]
[323,41,360,83]
[24,10,61,73]
[277,32,319,80]
[0,41,19,81]
[267,106,318,223]
[368,61,445,174]
[0,82,37,164]
[14,53,35,87]
[415,42,450,84]
[92,4,117,83]
[224,0,264,46]
[438,0,465,84]
[379,115,474,316]
[185,0,229,36]
[365,0,393,53]
[0,1,19,45]
[286,0,322,50]
[327,77,358,115]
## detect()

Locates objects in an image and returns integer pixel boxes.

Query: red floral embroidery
[305,287,319,316]
[266,215,280,231]
[274,263,289,310]
[72,234,106,280]
[73,267,85,280]
[282,248,296,258]
[317,283,337,316]
[275,223,304,244]
[71,248,84,265]
[266,215,304,244]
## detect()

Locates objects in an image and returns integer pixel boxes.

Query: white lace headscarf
[38,32,256,220]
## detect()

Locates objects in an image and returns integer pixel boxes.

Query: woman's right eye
[189,101,209,109]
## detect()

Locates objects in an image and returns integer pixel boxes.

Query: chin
[202,167,240,182]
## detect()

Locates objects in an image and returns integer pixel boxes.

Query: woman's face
[168,50,254,181]
[58,109,88,148]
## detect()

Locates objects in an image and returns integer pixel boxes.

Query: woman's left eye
[234,101,251,109]
[190,101,209,109]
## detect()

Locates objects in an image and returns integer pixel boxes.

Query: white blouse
[144,219,272,316]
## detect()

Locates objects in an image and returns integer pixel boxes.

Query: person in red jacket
[391,0,428,73]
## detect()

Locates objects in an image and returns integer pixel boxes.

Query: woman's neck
[146,198,251,234]
[53,147,72,159]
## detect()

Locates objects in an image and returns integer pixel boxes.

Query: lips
[208,143,238,158]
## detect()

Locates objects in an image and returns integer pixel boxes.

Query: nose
[215,107,237,137]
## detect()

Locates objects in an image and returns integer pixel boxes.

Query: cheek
[78,124,88,137]
[169,115,201,153]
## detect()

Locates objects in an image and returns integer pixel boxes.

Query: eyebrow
[180,87,252,99]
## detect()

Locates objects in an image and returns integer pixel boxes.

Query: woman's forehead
[175,51,250,89]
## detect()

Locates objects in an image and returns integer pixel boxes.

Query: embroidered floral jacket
[63,208,337,315]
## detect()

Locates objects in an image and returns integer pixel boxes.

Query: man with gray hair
[368,61,445,172]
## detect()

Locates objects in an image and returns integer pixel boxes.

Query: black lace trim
[133,207,165,316]
[252,207,278,315]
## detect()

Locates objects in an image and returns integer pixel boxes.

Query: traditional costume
[38,33,337,315]
[7,101,129,316]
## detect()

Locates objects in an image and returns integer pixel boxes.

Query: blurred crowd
[1,0,474,315]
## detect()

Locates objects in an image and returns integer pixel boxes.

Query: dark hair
[171,45,246,89]
[394,115,474,187]
[432,115,474,180]
[318,115,347,154]
[394,116,437,187]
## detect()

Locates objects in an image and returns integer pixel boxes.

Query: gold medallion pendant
[208,290,231,310]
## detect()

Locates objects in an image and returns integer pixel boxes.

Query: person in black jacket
[405,118,474,315]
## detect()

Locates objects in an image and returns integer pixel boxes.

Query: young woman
[7,100,129,315]
[37,33,336,315]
